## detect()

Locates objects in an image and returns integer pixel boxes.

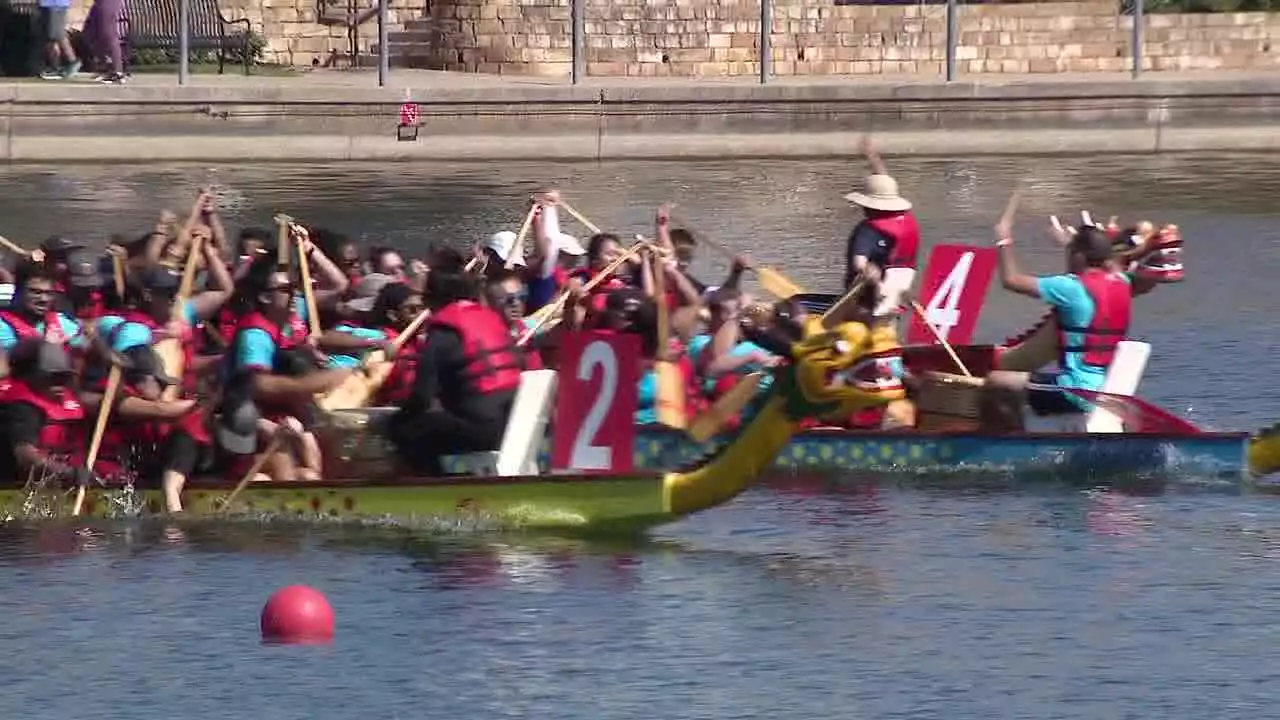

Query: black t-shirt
[0,402,44,483]
[844,221,893,288]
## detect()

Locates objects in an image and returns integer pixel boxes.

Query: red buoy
[260,585,335,644]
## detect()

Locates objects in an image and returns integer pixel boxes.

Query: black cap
[139,266,182,294]
[9,338,73,378]
[66,251,101,289]
[215,400,260,456]
[120,346,178,388]
[41,236,84,256]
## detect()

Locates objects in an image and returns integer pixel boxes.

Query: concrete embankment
[2,71,1279,162]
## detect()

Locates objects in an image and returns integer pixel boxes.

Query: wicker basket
[914,371,985,432]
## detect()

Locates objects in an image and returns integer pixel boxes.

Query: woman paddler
[324,280,426,406]
[219,257,355,481]
[0,339,91,488]
[81,341,209,513]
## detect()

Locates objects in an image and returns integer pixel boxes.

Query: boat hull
[448,428,1250,481]
[1,474,674,532]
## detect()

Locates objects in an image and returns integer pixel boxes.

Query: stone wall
[390,0,1280,76]
[56,0,1280,74]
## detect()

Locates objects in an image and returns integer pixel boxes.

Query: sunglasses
[501,290,527,306]
[267,283,296,294]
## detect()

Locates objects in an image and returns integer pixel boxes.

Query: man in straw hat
[843,137,921,318]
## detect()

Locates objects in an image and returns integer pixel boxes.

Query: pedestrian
[37,0,80,80]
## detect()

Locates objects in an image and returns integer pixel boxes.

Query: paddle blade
[906,244,997,346]
[755,268,806,300]
[1063,388,1202,435]
[687,373,764,443]
[655,360,687,429]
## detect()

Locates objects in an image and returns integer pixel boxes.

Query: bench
[121,0,252,75]
[442,370,559,477]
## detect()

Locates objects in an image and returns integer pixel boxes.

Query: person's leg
[390,409,496,476]
[39,8,61,77]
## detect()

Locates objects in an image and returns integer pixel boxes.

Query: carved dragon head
[773,316,906,421]
[1109,221,1184,283]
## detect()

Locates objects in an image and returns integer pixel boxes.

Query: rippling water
[1,155,1279,719]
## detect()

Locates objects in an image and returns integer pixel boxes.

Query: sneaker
[98,72,126,85]
[39,69,62,80]
[60,60,81,79]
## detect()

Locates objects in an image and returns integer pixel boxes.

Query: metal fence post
[759,0,772,84]
[1131,0,1144,79]
[378,0,389,86]
[572,0,585,84]
[178,0,189,85]
[944,0,957,82]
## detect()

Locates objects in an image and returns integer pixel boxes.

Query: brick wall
[391,0,1280,76]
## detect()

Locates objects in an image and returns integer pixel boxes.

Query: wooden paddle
[650,247,687,429]
[111,252,126,299]
[907,297,971,377]
[157,234,205,402]
[315,307,433,412]
[71,364,122,517]
[0,236,30,257]
[293,224,323,338]
[274,214,291,268]
[517,240,650,346]
[218,434,285,513]
[505,203,538,270]
[558,201,601,235]
[696,235,805,300]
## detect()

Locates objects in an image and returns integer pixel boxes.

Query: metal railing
[166,0,1149,87]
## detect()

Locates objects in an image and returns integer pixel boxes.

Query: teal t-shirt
[326,324,388,369]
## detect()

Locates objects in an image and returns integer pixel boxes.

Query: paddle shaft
[558,201,601,235]
[505,203,538,270]
[296,230,323,338]
[274,214,291,267]
[909,299,972,377]
[517,241,649,346]
[71,365,122,517]
[220,435,285,512]
[0,236,29,256]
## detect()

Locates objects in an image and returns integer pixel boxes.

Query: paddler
[387,251,524,475]
[842,137,920,317]
[83,342,208,513]
[0,338,91,488]
[0,261,86,357]
[981,219,1132,431]
[324,280,427,406]
[220,258,355,481]
[59,251,107,322]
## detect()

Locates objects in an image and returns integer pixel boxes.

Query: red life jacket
[1055,269,1132,368]
[428,300,523,394]
[375,325,421,405]
[865,211,922,270]
[506,318,543,372]
[570,267,629,315]
[76,291,105,322]
[0,379,85,462]
[0,309,73,346]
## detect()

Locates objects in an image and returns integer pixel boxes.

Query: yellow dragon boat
[2,315,906,533]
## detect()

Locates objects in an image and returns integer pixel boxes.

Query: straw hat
[844,174,912,212]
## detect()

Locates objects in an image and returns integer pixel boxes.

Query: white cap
[486,230,525,266]
[555,233,586,256]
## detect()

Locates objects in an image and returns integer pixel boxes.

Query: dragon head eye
[834,340,850,355]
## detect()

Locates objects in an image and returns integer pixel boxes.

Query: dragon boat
[1,315,907,532]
